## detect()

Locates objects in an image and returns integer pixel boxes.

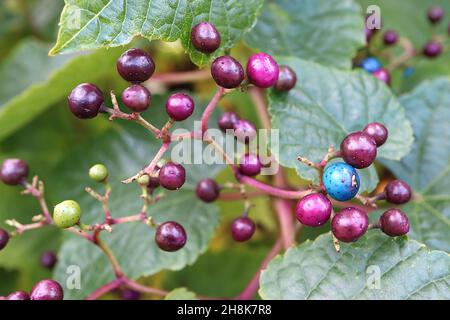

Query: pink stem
[250,87,271,129]
[238,175,311,200]
[200,87,225,136]
[122,278,168,296]
[273,170,295,250]
[86,278,123,300]
[148,69,211,84]
[144,141,170,175]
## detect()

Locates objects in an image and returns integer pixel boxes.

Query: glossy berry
[159,162,186,190]
[340,131,377,169]
[121,84,151,112]
[68,83,104,119]
[89,164,108,182]
[218,112,240,131]
[323,162,360,201]
[363,122,388,147]
[295,193,332,227]
[379,208,410,237]
[246,53,279,88]
[373,68,391,85]
[191,22,221,54]
[165,93,195,121]
[40,251,57,269]
[423,41,442,58]
[7,291,30,300]
[155,221,187,252]
[0,158,29,186]
[147,172,160,190]
[30,279,64,300]
[196,179,220,203]
[384,180,412,204]
[275,65,297,92]
[53,200,81,229]
[383,30,398,45]
[359,57,382,73]
[332,207,369,242]
[121,289,141,300]
[233,119,257,143]
[211,56,244,89]
[427,6,444,24]
[239,154,261,177]
[231,216,255,242]
[0,228,9,251]
[117,48,155,83]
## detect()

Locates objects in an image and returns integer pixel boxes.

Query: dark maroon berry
[30,279,64,300]
[196,179,220,203]
[0,158,28,186]
[40,251,57,269]
[340,131,377,169]
[373,68,391,85]
[211,56,244,89]
[155,221,187,252]
[383,30,398,45]
[218,112,240,131]
[239,154,261,177]
[121,84,151,112]
[332,207,369,243]
[147,175,160,190]
[7,291,30,300]
[231,216,255,242]
[427,6,444,24]
[165,93,195,121]
[295,193,332,227]
[191,22,221,54]
[363,122,388,147]
[121,289,141,300]
[423,41,442,58]
[68,83,104,119]
[246,53,279,88]
[275,65,297,92]
[233,119,257,143]
[379,208,409,237]
[0,228,9,251]
[384,180,412,204]
[117,48,155,83]
[159,162,186,190]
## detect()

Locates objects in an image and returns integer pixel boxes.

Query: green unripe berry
[137,174,150,186]
[53,200,81,229]
[89,164,108,182]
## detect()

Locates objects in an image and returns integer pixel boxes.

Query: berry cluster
[0,279,63,300]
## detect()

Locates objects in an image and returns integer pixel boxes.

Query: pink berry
[246,53,279,88]
[295,193,332,227]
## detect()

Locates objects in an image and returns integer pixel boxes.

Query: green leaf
[0,39,123,142]
[245,0,365,69]
[268,57,413,191]
[382,78,450,252]
[49,0,264,66]
[260,232,450,299]
[165,288,197,300]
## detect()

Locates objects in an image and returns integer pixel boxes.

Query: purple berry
[211,56,244,89]
[121,289,141,300]
[427,6,444,24]
[0,229,9,251]
[196,179,220,203]
[117,48,155,83]
[159,162,186,190]
[239,154,261,177]
[373,68,391,85]
[363,122,388,147]
[40,251,57,269]
[155,221,187,252]
[233,119,257,143]
[275,65,297,92]
[231,216,255,242]
[218,112,240,131]
[68,83,104,119]
[383,30,398,45]
[340,131,377,169]
[384,180,412,204]
[147,175,160,190]
[191,22,221,54]
[7,291,30,300]
[30,279,64,300]
[423,41,442,58]
[0,158,29,186]
[121,84,151,112]
[246,53,279,88]
[379,208,410,237]
[295,193,332,227]
[165,93,195,121]
[331,207,369,243]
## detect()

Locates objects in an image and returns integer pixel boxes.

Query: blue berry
[322,162,360,201]
[359,57,382,73]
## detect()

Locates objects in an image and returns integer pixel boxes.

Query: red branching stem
[144,140,171,175]
[219,190,267,200]
[122,278,168,296]
[273,170,295,249]
[86,278,124,300]
[200,87,225,136]
[148,69,211,84]
[249,87,271,129]
[110,214,144,225]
